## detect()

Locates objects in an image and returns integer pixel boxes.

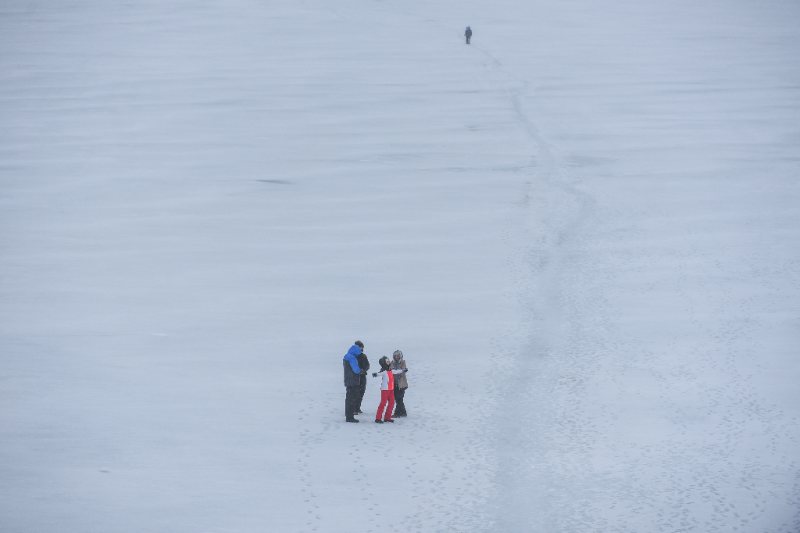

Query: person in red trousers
[372,356,408,423]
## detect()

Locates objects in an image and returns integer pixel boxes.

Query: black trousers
[466,36,471,44]
[345,386,359,420]
[393,387,407,416]
[355,377,367,412]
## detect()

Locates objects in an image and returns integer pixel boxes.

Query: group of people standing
[343,341,409,423]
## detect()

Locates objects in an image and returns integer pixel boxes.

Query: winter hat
[355,340,364,348]
[379,357,391,371]
[392,350,403,360]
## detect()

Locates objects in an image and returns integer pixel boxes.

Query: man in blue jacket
[343,341,363,423]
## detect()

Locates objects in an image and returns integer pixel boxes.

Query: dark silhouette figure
[355,349,370,415]
[465,26,472,44]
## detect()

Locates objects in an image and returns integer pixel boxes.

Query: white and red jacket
[377,369,405,390]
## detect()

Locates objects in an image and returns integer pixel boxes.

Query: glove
[403,369,408,373]
[372,373,378,378]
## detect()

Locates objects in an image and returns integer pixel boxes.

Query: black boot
[346,418,359,423]
[375,419,383,423]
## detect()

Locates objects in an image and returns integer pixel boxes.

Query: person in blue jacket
[343,341,363,423]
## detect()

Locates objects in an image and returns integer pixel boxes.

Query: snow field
[1,0,800,532]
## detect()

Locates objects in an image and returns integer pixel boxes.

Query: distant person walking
[391,350,409,417]
[343,341,364,423]
[465,26,472,44]
[372,356,408,423]
[354,347,370,416]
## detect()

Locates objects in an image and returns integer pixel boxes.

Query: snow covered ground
[1,0,799,531]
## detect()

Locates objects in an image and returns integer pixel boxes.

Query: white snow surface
[2,0,799,531]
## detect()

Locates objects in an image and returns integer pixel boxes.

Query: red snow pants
[376,389,395,421]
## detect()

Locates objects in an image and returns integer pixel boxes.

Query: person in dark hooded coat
[354,348,370,415]
[465,26,472,44]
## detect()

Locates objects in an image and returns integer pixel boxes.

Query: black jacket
[356,353,370,375]
[343,359,361,387]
